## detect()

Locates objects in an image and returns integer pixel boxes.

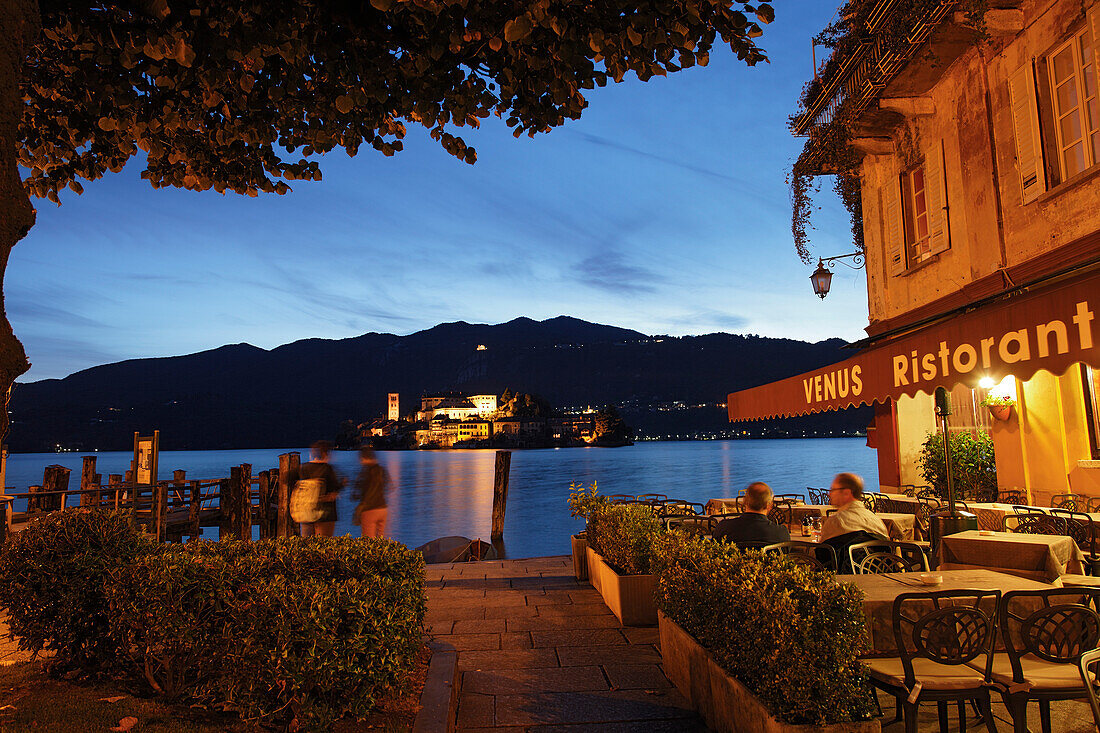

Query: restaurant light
[978,376,996,389]
[809,252,865,300]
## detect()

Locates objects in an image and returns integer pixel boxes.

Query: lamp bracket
[819,251,866,270]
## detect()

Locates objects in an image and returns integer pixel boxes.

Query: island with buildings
[355,390,633,449]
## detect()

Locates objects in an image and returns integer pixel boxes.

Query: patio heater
[928,387,977,553]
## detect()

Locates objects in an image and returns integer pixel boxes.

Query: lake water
[7,439,878,558]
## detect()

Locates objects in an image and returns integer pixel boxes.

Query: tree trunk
[0,0,40,442]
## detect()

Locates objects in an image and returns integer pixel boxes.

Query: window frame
[1042,25,1100,184]
[899,161,932,268]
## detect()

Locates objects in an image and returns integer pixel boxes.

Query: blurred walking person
[353,447,390,538]
[289,440,343,537]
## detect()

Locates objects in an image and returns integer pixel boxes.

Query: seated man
[713,481,790,546]
[820,472,890,572]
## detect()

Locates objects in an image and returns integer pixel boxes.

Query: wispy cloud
[570,251,662,295]
[568,130,750,187]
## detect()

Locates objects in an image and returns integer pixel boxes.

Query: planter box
[658,611,879,733]
[571,533,588,581]
[585,545,657,626]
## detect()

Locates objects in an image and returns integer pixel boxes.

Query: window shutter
[925,139,950,255]
[1008,61,1046,204]
[883,172,906,275]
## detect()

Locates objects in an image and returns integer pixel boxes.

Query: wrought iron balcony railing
[792,0,959,136]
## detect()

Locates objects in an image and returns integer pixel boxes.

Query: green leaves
[652,534,876,726]
[20,0,773,202]
[917,430,999,501]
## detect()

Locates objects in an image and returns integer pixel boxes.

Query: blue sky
[12,1,866,382]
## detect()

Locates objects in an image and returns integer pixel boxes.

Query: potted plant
[566,481,606,581]
[584,503,662,625]
[652,534,879,732]
[980,393,1016,421]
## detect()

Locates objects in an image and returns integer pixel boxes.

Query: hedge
[652,533,875,726]
[584,503,663,575]
[0,510,425,732]
[0,509,157,672]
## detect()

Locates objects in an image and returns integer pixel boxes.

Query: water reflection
[8,439,878,558]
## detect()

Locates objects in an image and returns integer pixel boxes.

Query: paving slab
[506,614,623,632]
[603,664,674,691]
[530,629,628,648]
[557,644,662,667]
[493,689,696,726]
[462,666,609,695]
[458,648,560,672]
[452,618,506,634]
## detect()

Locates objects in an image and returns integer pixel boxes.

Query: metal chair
[1003,511,1067,536]
[1051,493,1081,511]
[917,486,940,501]
[863,492,881,513]
[636,493,667,503]
[865,590,1001,733]
[806,487,829,504]
[773,492,806,504]
[899,484,917,497]
[1088,496,1100,513]
[1077,646,1100,731]
[856,552,910,574]
[998,489,1026,505]
[768,499,794,527]
[657,500,703,518]
[989,587,1100,733]
[665,515,715,537]
[849,540,929,573]
[761,540,836,572]
[1050,508,1100,574]
[607,494,635,504]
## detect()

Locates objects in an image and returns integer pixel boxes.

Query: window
[884,140,949,276]
[1084,364,1100,460]
[901,164,932,266]
[1048,29,1100,180]
[1010,14,1100,202]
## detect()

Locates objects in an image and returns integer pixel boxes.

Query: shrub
[652,533,875,726]
[0,509,157,672]
[566,481,607,522]
[109,536,425,732]
[585,503,662,575]
[918,430,998,501]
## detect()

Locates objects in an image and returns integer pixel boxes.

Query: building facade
[728,0,1100,502]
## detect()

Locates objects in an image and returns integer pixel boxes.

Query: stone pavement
[425,555,705,732]
[427,556,1099,733]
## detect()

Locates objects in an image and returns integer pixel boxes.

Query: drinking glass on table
[811,517,823,543]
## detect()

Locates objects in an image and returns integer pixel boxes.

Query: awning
[728,267,1100,422]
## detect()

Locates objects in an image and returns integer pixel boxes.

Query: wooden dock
[0,452,305,543]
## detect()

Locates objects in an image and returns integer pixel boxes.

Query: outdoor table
[876,512,922,542]
[938,530,1086,582]
[705,498,740,515]
[841,569,1051,656]
[966,502,1047,531]
[876,493,921,514]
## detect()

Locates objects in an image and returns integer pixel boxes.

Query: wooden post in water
[153,481,168,542]
[108,474,122,509]
[43,465,71,511]
[491,450,511,542]
[188,480,202,540]
[237,463,252,539]
[256,470,271,539]
[172,470,186,503]
[27,485,42,513]
[277,452,300,538]
[80,456,97,506]
[217,477,230,539]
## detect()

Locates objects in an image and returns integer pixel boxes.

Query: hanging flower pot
[981,395,1016,422]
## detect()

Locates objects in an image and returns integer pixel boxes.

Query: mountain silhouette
[9,316,868,451]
